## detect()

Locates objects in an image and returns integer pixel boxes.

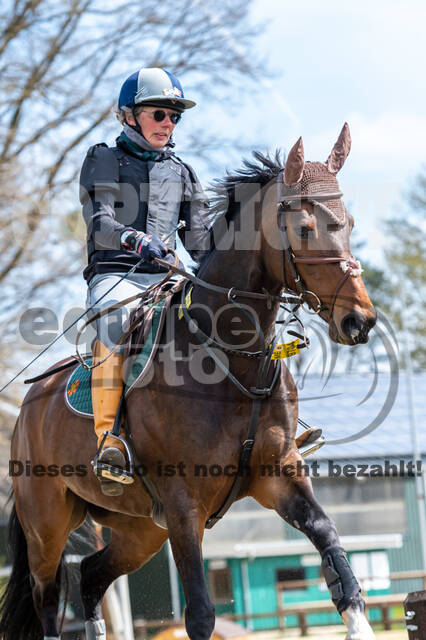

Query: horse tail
[0,502,67,640]
[0,503,41,639]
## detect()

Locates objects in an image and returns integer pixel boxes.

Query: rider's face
[126,107,179,148]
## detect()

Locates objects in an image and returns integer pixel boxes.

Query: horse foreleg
[80,511,168,640]
[251,465,375,640]
[165,495,215,640]
[280,485,375,640]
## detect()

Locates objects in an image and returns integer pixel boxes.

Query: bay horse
[0,123,377,640]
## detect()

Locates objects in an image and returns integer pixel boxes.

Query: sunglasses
[141,109,181,125]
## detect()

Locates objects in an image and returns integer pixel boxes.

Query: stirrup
[300,433,325,458]
[92,432,134,485]
[296,427,325,458]
[300,436,325,458]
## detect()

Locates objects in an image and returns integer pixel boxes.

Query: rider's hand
[120,229,168,262]
[161,252,184,270]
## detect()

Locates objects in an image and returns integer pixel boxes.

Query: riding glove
[120,229,168,262]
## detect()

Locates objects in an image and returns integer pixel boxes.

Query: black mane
[195,150,284,270]
[208,149,284,222]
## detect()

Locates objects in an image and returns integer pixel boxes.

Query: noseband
[277,177,362,322]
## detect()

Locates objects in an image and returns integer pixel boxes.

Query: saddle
[65,277,186,417]
[122,277,185,391]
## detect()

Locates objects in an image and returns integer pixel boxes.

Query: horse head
[262,123,376,345]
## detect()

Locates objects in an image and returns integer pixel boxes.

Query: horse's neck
[195,246,280,347]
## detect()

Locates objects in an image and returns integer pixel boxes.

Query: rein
[180,278,281,399]
[71,255,303,370]
[74,265,176,369]
[25,253,304,383]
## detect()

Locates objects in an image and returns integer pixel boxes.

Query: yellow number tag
[185,286,193,309]
[178,286,193,320]
[272,339,300,359]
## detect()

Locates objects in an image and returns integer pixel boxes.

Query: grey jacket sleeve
[179,162,214,263]
[79,145,127,250]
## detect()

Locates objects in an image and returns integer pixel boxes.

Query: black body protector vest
[79,141,208,282]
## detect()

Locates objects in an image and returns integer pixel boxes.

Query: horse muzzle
[339,310,377,345]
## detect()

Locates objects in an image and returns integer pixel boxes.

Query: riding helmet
[118,68,196,112]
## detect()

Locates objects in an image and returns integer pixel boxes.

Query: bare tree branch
[0,0,264,391]
[1,0,91,159]
[46,103,113,187]
[0,0,45,57]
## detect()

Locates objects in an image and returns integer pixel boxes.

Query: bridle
[277,174,363,324]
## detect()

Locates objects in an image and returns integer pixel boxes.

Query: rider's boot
[92,340,128,496]
[295,427,325,458]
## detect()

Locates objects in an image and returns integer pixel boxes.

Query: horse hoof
[342,607,376,640]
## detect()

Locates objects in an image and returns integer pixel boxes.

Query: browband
[277,170,343,205]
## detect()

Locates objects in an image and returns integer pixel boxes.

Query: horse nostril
[341,312,366,342]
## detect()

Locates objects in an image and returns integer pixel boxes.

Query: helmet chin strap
[130,106,143,135]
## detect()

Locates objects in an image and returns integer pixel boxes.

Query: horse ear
[326,122,351,174]
[283,137,304,186]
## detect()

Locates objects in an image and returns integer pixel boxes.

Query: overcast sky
[176,0,426,266]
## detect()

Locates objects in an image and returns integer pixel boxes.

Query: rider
[79,67,210,495]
